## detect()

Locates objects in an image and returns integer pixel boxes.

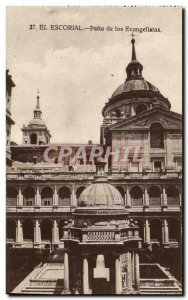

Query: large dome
[78,180,123,207]
[112,78,159,98]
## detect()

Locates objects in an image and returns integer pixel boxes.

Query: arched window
[41,187,53,206]
[149,186,161,206]
[6,187,17,206]
[22,219,34,241]
[150,123,164,149]
[30,133,37,144]
[166,186,179,206]
[76,186,86,199]
[136,104,147,115]
[150,219,162,243]
[58,187,71,206]
[130,186,143,206]
[41,219,52,242]
[6,219,16,241]
[168,219,181,242]
[23,187,35,206]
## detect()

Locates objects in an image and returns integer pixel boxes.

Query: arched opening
[149,186,161,206]
[136,219,144,241]
[58,187,71,206]
[41,187,53,206]
[41,219,52,242]
[58,220,65,241]
[76,186,86,199]
[166,186,180,206]
[30,133,37,144]
[114,108,121,118]
[168,219,181,242]
[150,123,164,149]
[115,186,125,205]
[130,186,143,206]
[6,186,17,206]
[22,219,34,241]
[23,187,35,206]
[150,219,162,243]
[136,104,147,115]
[6,219,16,241]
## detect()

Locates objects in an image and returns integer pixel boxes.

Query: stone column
[34,219,41,245]
[64,252,69,291]
[17,187,23,207]
[134,252,140,291]
[35,186,41,207]
[126,187,131,208]
[83,256,89,294]
[143,133,150,170]
[127,252,132,289]
[53,186,58,207]
[52,219,59,244]
[71,187,77,207]
[16,219,23,244]
[132,251,135,284]
[162,186,167,207]
[115,255,122,294]
[166,134,173,169]
[144,219,150,243]
[144,186,149,207]
[163,219,169,244]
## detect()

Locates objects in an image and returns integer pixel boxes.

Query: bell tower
[22,91,51,145]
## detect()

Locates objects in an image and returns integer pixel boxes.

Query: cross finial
[37,89,40,97]
[131,32,135,39]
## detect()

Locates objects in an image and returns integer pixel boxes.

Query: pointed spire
[131,37,136,61]
[125,36,143,81]
[36,89,40,109]
[34,90,42,119]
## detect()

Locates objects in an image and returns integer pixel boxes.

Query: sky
[6,6,182,144]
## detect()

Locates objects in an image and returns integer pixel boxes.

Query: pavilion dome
[78,159,123,208]
[78,181,123,207]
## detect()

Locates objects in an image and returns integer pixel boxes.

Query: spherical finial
[131,38,135,44]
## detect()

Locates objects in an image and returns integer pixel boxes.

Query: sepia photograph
[6,6,182,295]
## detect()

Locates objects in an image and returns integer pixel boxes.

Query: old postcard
[6,6,183,295]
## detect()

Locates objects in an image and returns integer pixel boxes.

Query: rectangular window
[26,200,32,206]
[154,161,162,172]
[44,200,50,206]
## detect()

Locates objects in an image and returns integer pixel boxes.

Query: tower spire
[131,33,136,61]
[34,90,42,119]
[125,36,143,81]
[36,89,40,109]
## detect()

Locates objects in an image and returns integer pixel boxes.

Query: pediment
[108,107,182,131]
